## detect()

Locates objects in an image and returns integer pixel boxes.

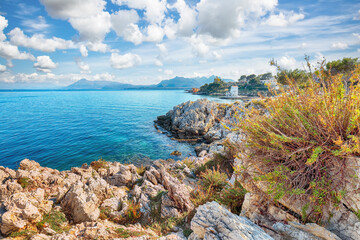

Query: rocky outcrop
[189,201,273,240]
[155,99,243,142]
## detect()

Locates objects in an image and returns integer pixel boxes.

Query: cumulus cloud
[145,24,164,42]
[110,52,141,69]
[0,41,35,60]
[76,58,91,73]
[34,55,58,72]
[111,9,139,36]
[0,15,8,41]
[168,0,197,37]
[112,0,167,24]
[0,64,6,72]
[277,56,297,69]
[164,69,173,75]
[87,41,109,53]
[188,36,210,57]
[196,0,277,38]
[79,45,88,57]
[264,11,304,27]
[121,24,143,45]
[39,0,106,19]
[9,28,75,52]
[39,0,111,43]
[331,42,348,50]
[69,12,111,42]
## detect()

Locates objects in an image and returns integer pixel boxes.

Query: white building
[227,86,238,97]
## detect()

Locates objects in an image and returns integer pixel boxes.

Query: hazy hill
[65,76,234,90]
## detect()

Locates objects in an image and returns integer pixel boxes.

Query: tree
[326,57,359,76]
[238,75,247,82]
[260,73,272,80]
[275,69,309,85]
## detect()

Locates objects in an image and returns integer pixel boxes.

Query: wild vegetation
[236,58,360,222]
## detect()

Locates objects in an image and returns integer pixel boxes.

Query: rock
[190,201,273,240]
[101,197,121,211]
[160,167,193,212]
[170,150,182,156]
[1,209,27,235]
[61,182,100,223]
[19,158,40,170]
[155,99,243,143]
[31,234,52,240]
[107,163,140,187]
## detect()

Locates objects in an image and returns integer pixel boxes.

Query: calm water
[0,90,229,170]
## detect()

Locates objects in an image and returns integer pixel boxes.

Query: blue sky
[0,0,359,88]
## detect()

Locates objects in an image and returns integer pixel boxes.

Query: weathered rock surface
[190,201,273,240]
[155,99,243,142]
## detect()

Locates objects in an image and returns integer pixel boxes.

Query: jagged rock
[159,167,193,212]
[60,181,100,223]
[19,158,40,170]
[155,99,242,142]
[190,201,273,240]
[101,197,121,211]
[107,163,140,187]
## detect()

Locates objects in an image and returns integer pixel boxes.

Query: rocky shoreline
[1,99,359,240]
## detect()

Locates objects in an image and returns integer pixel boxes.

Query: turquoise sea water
[0,90,229,170]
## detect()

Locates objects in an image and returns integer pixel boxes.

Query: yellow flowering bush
[238,63,360,222]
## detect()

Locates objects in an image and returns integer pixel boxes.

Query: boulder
[190,201,273,240]
[60,182,100,223]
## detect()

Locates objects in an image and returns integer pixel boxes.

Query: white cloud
[277,55,297,69]
[0,41,35,60]
[0,15,8,41]
[39,0,106,19]
[122,24,143,45]
[87,41,109,53]
[196,0,277,38]
[354,33,360,42]
[264,11,304,27]
[0,64,6,72]
[111,9,139,36]
[212,50,222,60]
[188,36,210,57]
[69,12,111,42]
[40,0,111,43]
[8,28,75,52]
[34,55,58,72]
[76,58,91,73]
[145,24,164,42]
[354,10,360,20]
[110,52,141,69]
[168,0,197,37]
[21,16,50,32]
[331,42,348,50]
[112,0,167,24]
[79,44,88,57]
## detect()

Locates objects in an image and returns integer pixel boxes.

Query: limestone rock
[61,182,100,223]
[190,201,273,240]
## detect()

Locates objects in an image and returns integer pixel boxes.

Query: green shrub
[37,210,69,233]
[17,177,30,189]
[218,180,247,214]
[90,158,108,171]
[199,168,228,191]
[237,63,360,222]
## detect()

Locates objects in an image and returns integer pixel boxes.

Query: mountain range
[64,75,234,90]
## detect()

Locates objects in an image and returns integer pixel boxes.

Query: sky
[0,0,359,88]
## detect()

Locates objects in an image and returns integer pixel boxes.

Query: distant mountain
[64,79,137,90]
[156,75,234,88]
[65,76,234,90]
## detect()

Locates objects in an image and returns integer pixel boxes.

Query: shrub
[17,177,30,189]
[9,230,36,239]
[37,210,69,233]
[90,158,108,171]
[199,167,228,191]
[237,63,360,222]
[115,228,147,238]
[119,199,141,224]
[218,180,247,215]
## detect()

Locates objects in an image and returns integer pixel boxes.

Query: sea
[0,90,231,170]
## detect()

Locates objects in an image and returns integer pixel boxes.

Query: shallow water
[0,90,231,170]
